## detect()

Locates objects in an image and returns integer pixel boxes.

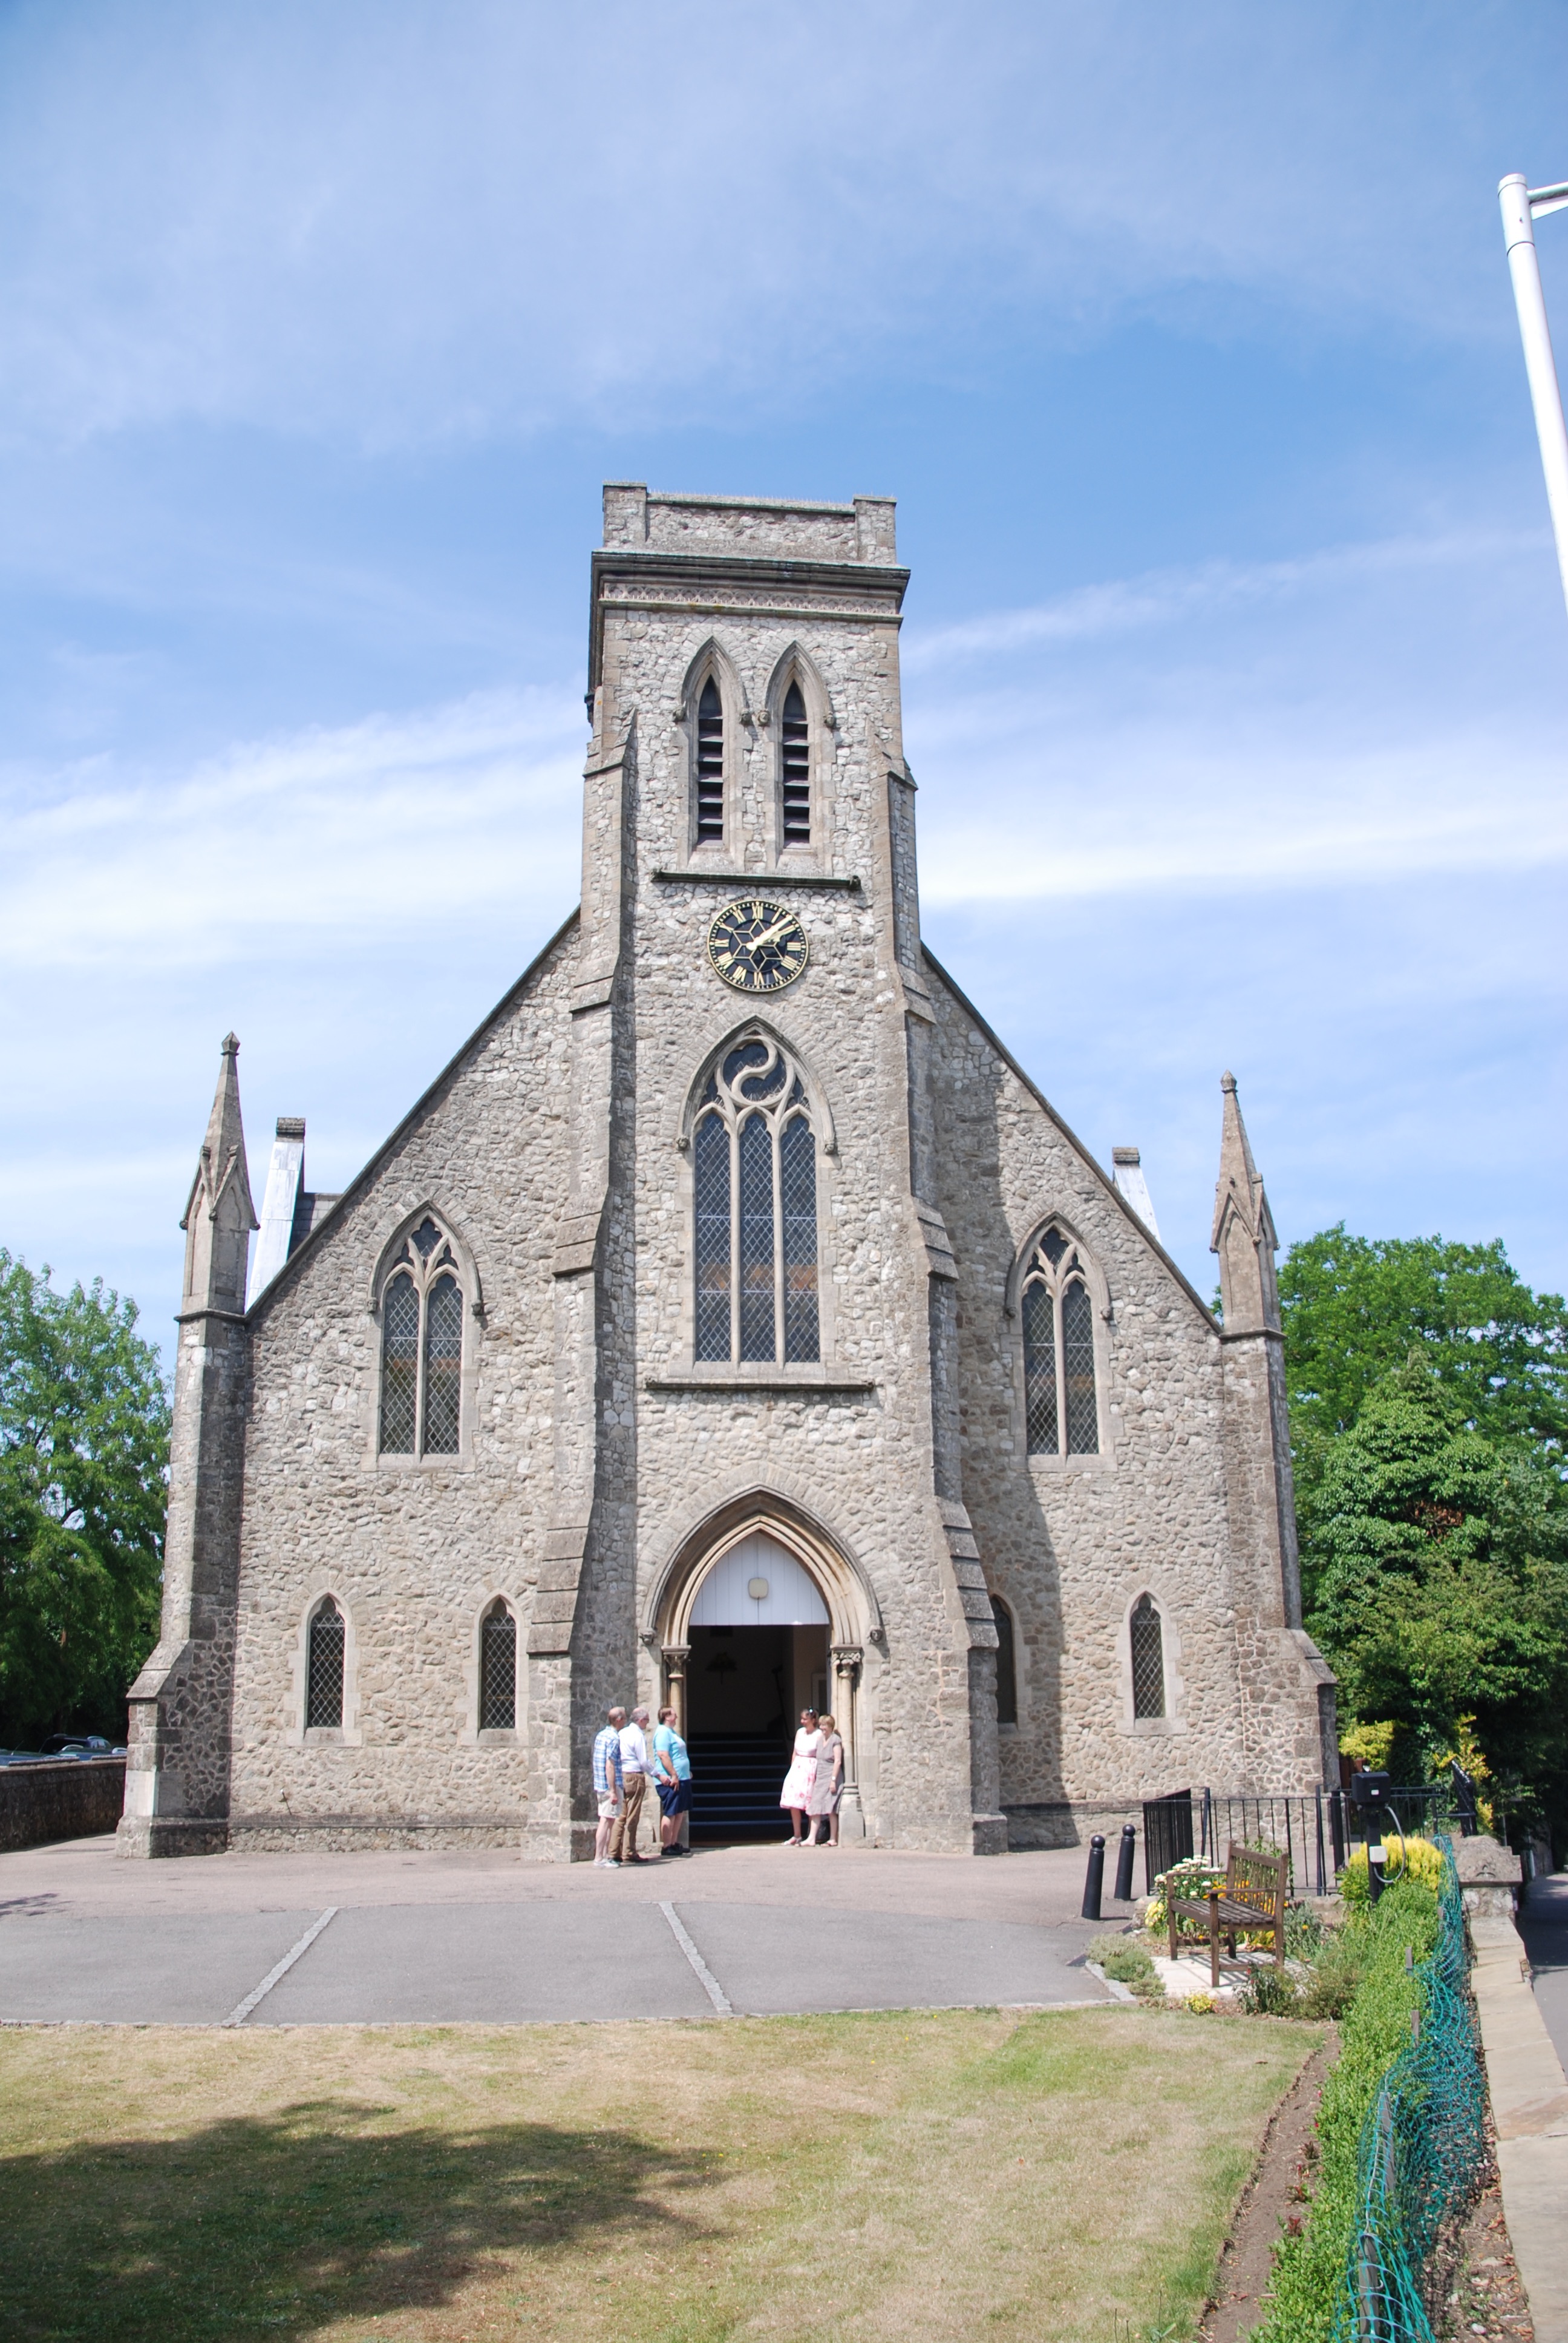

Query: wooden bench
[1166,1843,1289,1988]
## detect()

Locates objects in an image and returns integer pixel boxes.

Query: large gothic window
[692,1037,820,1366]
[379,1215,467,1458]
[780,680,810,845]
[695,676,724,843]
[1021,1226,1100,1457]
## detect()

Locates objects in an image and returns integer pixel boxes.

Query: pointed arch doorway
[665,1530,840,1841]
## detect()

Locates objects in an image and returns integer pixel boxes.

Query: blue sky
[2,2,1566,1355]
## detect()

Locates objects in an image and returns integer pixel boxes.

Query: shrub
[1143,1858,1225,1937]
[1338,1833,1446,1912]
[1185,1991,1217,2014]
[1240,1965,1301,2017]
[1285,1902,1327,1959]
[1250,1876,1440,2342]
[1298,1935,1361,2020]
[1088,1933,1164,2000]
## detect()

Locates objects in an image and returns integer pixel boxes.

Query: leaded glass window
[991,1594,1018,1726]
[306,1598,345,1728]
[689,1035,820,1366]
[479,1602,517,1731]
[377,1216,468,1459]
[1130,1594,1166,1720]
[781,680,810,844]
[696,677,724,842]
[1020,1226,1100,1457]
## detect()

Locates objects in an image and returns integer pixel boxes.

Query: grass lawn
[0,2007,1321,2342]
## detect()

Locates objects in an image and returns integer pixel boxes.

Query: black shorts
[658,1778,693,1818]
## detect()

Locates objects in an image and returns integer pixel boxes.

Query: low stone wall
[0,1758,126,1854]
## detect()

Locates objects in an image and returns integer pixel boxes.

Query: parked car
[39,1735,125,1757]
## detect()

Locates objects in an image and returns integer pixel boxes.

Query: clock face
[707,898,810,994]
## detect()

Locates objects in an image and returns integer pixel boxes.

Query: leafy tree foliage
[1298,1357,1568,1817]
[1280,1225,1568,1491]
[0,1253,168,1747]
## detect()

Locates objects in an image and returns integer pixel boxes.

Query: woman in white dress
[780,1708,821,1846]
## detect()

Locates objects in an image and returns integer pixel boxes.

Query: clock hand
[747,915,795,952]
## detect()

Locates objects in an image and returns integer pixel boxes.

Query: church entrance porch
[661,1528,846,1844]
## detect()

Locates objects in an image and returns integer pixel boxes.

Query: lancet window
[1129,1594,1166,1720]
[379,1214,466,1458]
[1021,1225,1100,1457]
[693,1037,819,1366]
[479,1601,517,1731]
[780,680,810,845]
[695,676,725,843]
[991,1594,1018,1726]
[305,1598,345,1729]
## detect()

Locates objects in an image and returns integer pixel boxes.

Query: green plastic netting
[1329,1835,1489,2342]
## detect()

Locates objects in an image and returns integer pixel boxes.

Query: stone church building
[120,486,1335,1861]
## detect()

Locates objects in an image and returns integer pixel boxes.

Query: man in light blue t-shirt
[653,1706,693,1856]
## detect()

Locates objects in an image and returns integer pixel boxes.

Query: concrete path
[0,1834,1124,2027]
[1471,1907,1568,2343]
[1518,1867,1568,2077]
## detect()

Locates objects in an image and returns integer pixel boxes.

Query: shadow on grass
[0,2100,720,2341]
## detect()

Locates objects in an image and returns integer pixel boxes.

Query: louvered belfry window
[696,677,724,842]
[379,1216,466,1458]
[691,1037,819,1366]
[306,1598,345,1728]
[479,1604,517,1731]
[1130,1594,1166,1720]
[1021,1226,1100,1457]
[780,680,810,845]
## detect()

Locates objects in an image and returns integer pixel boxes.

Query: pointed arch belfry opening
[650,1495,876,1841]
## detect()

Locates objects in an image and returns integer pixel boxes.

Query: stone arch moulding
[286,1588,364,1748]
[644,1487,883,1652]
[675,635,751,726]
[367,1200,485,1321]
[760,640,837,733]
[1003,1209,1111,1323]
[675,1018,838,1156]
[1116,1578,1186,1738]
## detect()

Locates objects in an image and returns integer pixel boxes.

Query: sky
[2,1,1566,1360]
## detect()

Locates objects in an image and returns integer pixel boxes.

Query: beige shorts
[598,1795,622,1821]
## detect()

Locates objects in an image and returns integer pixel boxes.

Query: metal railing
[1140,1786,1461,1899]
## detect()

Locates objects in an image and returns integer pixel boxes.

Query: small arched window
[479,1601,517,1731]
[692,1037,819,1366]
[305,1598,345,1729]
[780,681,810,845]
[991,1594,1018,1726]
[1129,1594,1166,1720]
[378,1216,467,1458]
[696,677,724,843]
[1021,1227,1100,1457]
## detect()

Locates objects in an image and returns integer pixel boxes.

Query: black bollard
[1113,1822,1137,1903]
[1081,1833,1105,1921]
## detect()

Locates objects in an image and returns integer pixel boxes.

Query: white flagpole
[1500,172,1568,621]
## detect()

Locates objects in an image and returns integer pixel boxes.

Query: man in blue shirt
[592,1706,626,1867]
[653,1705,694,1857]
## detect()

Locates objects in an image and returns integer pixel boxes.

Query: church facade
[119,487,1335,1861]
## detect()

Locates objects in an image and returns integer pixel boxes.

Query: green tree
[1301,1361,1568,1814]
[0,1253,169,1747]
[1280,1227,1568,1503]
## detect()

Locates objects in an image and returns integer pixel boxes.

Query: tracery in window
[696,676,724,843]
[306,1597,345,1729]
[991,1594,1018,1726]
[1129,1593,1166,1720]
[1021,1225,1100,1457]
[780,680,810,845]
[479,1601,517,1731]
[691,1037,819,1366]
[379,1215,466,1458]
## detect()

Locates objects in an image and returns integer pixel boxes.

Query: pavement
[1518,1866,1568,2077]
[1469,1902,1568,2343]
[0,1833,1128,2027]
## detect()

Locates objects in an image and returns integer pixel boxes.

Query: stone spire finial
[180,1033,258,1316]
[1210,1070,1279,1335]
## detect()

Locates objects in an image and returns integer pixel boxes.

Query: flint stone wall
[2,1758,127,1853]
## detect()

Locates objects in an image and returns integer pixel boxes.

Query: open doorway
[682,1534,830,1840]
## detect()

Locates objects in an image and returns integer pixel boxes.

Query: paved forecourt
[0,1835,1123,2027]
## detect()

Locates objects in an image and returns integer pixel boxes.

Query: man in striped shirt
[593,1706,626,1867]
